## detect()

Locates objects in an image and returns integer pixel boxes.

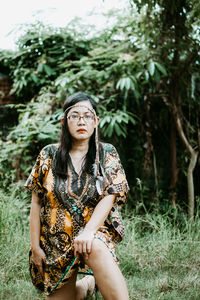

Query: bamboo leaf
[43,64,54,76]
[124,78,131,90]
[148,61,155,76]
[155,62,167,76]
[38,62,44,73]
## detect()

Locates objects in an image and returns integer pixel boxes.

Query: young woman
[25,92,129,300]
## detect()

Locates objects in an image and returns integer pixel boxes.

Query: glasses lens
[68,112,94,122]
[84,113,93,121]
[69,114,79,121]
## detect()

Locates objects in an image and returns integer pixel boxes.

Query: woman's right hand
[31,246,46,277]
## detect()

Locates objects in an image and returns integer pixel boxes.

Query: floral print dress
[25,142,129,296]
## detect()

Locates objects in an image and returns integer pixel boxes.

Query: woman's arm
[74,194,115,257]
[30,191,45,276]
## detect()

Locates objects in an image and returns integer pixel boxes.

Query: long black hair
[55,92,97,177]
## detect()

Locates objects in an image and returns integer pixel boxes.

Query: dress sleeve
[102,144,129,206]
[24,145,50,197]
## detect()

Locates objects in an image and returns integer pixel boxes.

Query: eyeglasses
[67,113,95,123]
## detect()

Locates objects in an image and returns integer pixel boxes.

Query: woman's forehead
[74,100,93,108]
[68,101,94,114]
[69,107,92,114]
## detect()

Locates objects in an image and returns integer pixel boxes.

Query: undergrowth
[1,185,200,300]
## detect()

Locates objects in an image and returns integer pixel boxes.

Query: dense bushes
[0,1,200,214]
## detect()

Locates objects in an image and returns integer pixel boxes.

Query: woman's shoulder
[40,143,59,157]
[99,142,117,152]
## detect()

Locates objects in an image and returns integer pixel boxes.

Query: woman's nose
[77,116,86,124]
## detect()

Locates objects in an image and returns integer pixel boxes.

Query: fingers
[84,241,92,260]
[36,256,45,274]
[38,262,44,276]
[38,252,45,276]
[31,248,46,278]
[74,241,81,257]
[74,236,94,257]
[82,242,87,254]
[86,240,92,254]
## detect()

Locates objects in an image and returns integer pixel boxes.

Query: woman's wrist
[31,244,41,252]
[83,226,97,235]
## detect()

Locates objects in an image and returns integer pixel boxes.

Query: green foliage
[0,185,43,300]
[0,90,62,184]
[1,188,200,299]
[1,4,200,299]
[119,210,200,299]
[0,23,91,100]
[0,1,200,211]
[99,109,136,138]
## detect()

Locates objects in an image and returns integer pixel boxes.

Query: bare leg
[84,239,129,300]
[46,271,77,300]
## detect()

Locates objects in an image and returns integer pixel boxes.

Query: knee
[92,238,105,256]
[84,238,105,263]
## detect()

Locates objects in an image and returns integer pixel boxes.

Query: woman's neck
[70,139,89,155]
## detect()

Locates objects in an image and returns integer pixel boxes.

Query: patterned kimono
[25,142,129,296]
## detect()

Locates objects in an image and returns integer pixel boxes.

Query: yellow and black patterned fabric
[25,142,129,296]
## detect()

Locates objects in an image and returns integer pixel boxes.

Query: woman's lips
[77,129,87,133]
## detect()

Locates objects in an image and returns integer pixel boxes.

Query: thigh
[84,238,116,269]
[84,239,129,300]
[46,270,77,300]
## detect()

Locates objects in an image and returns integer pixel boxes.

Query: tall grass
[0,183,43,300]
[1,186,200,300]
[118,208,200,300]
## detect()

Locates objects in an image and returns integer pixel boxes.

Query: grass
[1,185,200,300]
[118,212,200,300]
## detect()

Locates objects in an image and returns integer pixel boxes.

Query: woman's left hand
[74,229,95,258]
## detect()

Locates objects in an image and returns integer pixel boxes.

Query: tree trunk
[162,95,199,217]
[170,116,178,208]
[143,99,153,175]
[175,113,199,218]
[153,150,159,198]
[187,150,198,218]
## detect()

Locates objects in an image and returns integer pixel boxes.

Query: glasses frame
[67,112,95,123]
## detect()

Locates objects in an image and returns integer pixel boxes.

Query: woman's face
[67,100,98,141]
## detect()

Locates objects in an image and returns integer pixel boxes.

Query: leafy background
[0,1,200,299]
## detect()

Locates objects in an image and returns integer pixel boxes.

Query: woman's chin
[72,135,91,142]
